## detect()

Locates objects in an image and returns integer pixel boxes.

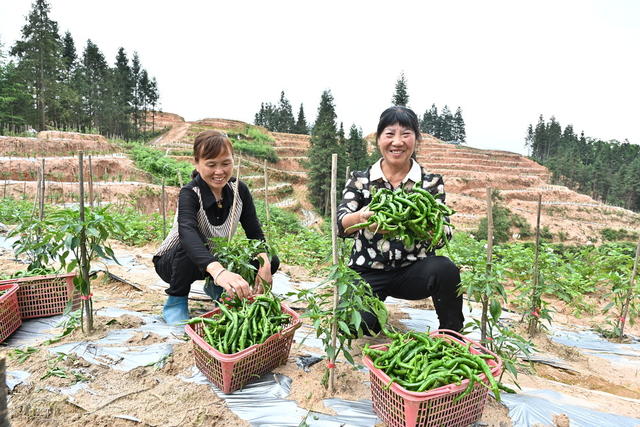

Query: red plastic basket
[184,301,302,394]
[0,273,79,319]
[0,283,22,343]
[362,330,502,427]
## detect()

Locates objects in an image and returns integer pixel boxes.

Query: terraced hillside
[149,117,640,243]
[409,141,640,242]
[8,117,634,243]
[153,119,314,220]
[0,131,177,214]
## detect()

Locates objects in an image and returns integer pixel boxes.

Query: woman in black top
[337,106,463,333]
[153,130,278,324]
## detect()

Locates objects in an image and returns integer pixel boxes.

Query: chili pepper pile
[186,293,291,354]
[363,331,513,402]
[347,183,455,249]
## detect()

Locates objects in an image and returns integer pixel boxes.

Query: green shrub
[601,228,639,242]
[130,144,194,186]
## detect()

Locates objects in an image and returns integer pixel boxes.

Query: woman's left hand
[254,253,272,294]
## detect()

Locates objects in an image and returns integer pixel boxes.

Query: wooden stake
[528,194,543,336]
[228,154,242,242]
[78,151,92,333]
[482,187,493,342]
[161,176,167,239]
[263,159,270,241]
[88,154,94,208]
[0,358,7,427]
[619,237,640,337]
[345,165,350,183]
[39,159,45,220]
[177,170,183,188]
[329,153,339,393]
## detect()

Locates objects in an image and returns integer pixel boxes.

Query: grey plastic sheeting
[502,388,640,427]
[179,366,380,427]
[47,308,183,372]
[3,314,65,347]
[6,370,30,392]
[549,327,640,366]
[0,234,18,250]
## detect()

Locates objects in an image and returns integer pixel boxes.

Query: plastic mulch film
[501,388,640,427]
[179,367,380,426]
[46,309,183,371]
[6,370,30,392]
[2,314,65,347]
[549,327,640,365]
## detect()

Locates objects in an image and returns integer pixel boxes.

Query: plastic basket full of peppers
[184,291,301,393]
[346,183,455,250]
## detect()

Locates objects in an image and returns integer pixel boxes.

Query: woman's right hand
[216,270,252,299]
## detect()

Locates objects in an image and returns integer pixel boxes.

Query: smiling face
[377,122,416,168]
[195,151,234,194]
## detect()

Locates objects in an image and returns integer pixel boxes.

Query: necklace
[216,198,223,209]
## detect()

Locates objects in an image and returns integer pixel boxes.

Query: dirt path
[151,122,191,149]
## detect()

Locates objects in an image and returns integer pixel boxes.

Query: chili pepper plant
[208,236,271,290]
[595,242,640,340]
[290,257,388,388]
[11,206,124,334]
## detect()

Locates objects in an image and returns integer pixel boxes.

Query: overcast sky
[1,0,638,154]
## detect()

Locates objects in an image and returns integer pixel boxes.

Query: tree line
[391,72,466,144]
[0,0,160,139]
[257,73,468,214]
[254,91,308,134]
[526,115,640,212]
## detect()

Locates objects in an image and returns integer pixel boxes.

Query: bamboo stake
[482,187,493,342]
[177,170,183,188]
[345,165,350,183]
[0,358,7,427]
[263,159,270,242]
[228,154,242,242]
[161,176,167,239]
[78,151,92,333]
[528,194,543,336]
[328,153,339,393]
[88,154,94,208]
[619,237,640,337]
[39,159,45,220]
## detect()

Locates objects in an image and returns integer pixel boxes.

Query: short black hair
[376,106,421,141]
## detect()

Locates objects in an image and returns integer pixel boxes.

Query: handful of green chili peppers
[363,331,515,402]
[346,183,455,249]
[186,292,291,354]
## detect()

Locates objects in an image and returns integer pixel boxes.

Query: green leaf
[350,311,362,331]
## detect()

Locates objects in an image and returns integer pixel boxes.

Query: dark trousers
[354,255,464,334]
[153,244,280,297]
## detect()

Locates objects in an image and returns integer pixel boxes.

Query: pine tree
[439,105,454,141]
[130,52,141,133]
[307,90,341,215]
[78,39,108,131]
[294,103,308,134]
[147,77,159,132]
[345,124,369,172]
[422,104,438,136]
[255,103,265,127]
[453,106,466,143]
[391,72,409,107]
[0,58,32,130]
[138,69,150,129]
[276,90,295,133]
[61,31,76,78]
[112,47,133,137]
[10,0,63,130]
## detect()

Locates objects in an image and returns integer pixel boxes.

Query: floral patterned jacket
[336,159,452,270]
